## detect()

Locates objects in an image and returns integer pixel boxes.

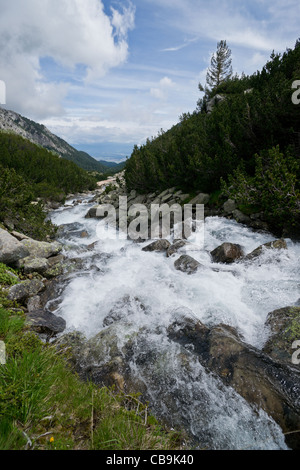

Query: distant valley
[0,107,125,174]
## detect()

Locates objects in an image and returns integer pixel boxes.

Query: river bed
[48,195,300,450]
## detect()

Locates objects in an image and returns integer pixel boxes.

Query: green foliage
[125,39,300,235]
[0,263,19,286]
[0,132,97,197]
[204,39,233,91]
[0,306,184,450]
[0,132,98,239]
[222,146,300,230]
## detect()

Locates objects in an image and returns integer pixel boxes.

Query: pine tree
[204,40,233,91]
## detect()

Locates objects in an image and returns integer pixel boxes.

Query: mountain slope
[0,107,118,173]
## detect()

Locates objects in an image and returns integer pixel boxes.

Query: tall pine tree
[200,40,233,94]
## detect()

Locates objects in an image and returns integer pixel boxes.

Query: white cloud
[146,0,299,52]
[150,76,175,100]
[0,0,135,118]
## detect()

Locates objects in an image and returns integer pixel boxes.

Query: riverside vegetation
[0,39,300,451]
[125,39,300,239]
[0,132,184,450]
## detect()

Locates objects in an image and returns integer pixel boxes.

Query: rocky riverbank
[1,182,300,449]
[85,178,287,240]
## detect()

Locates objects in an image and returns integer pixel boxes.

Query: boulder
[174,255,202,274]
[210,242,244,264]
[167,240,189,257]
[142,239,171,252]
[26,309,66,338]
[0,228,30,266]
[27,295,43,313]
[223,199,237,214]
[245,239,288,261]
[20,238,62,259]
[85,206,99,218]
[263,306,300,366]
[232,209,251,225]
[54,326,131,391]
[7,279,45,302]
[18,256,49,275]
[206,94,226,113]
[188,193,210,205]
[167,318,300,450]
[161,193,176,204]
[11,231,30,241]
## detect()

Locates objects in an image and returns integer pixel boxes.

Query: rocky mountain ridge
[0,106,122,173]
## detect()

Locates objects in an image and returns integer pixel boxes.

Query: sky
[0,0,299,162]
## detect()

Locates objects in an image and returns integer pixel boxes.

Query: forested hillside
[0,132,97,239]
[0,107,124,173]
[125,39,300,235]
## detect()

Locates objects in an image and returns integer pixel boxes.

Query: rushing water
[48,195,300,450]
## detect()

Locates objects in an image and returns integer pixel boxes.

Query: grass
[0,293,185,451]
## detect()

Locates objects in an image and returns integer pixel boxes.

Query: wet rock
[85,206,99,218]
[0,228,30,266]
[103,295,147,327]
[167,318,300,450]
[26,309,66,338]
[263,306,300,366]
[56,223,82,237]
[142,239,171,252]
[54,325,132,392]
[7,279,45,302]
[210,242,244,264]
[245,239,288,260]
[174,255,202,274]
[167,240,189,257]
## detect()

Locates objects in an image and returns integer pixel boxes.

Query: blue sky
[0,0,299,162]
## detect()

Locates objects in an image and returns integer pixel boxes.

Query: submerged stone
[174,255,202,274]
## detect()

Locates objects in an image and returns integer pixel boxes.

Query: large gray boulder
[7,279,45,302]
[26,309,66,338]
[20,238,62,259]
[167,317,300,450]
[19,256,50,275]
[0,228,30,266]
[223,199,237,214]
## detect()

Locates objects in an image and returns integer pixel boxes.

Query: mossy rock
[263,306,300,366]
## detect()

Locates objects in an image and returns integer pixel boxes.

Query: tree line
[124,39,300,235]
[0,132,98,239]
